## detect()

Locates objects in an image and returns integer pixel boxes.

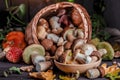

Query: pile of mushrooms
[24,8,106,72]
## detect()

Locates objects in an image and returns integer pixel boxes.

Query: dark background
[0,0,120,29]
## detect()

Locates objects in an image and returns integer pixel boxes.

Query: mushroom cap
[58,50,72,64]
[82,44,97,56]
[72,39,85,51]
[23,44,45,64]
[63,29,75,40]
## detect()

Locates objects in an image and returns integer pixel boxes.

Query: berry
[6,47,23,63]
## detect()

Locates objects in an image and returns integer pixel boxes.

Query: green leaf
[17,4,26,19]
[9,66,21,74]
[67,0,74,2]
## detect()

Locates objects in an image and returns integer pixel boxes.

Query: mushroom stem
[31,53,45,65]
[35,61,52,72]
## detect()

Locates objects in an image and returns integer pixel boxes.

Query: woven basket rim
[25,2,92,44]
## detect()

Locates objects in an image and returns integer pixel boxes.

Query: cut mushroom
[73,49,86,64]
[38,18,49,30]
[49,16,61,29]
[47,33,59,43]
[55,46,64,60]
[72,39,85,51]
[63,29,75,42]
[35,61,52,72]
[37,26,47,40]
[74,29,84,39]
[82,44,97,56]
[58,50,72,64]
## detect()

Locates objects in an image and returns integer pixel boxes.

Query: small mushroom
[59,15,70,26]
[73,49,86,64]
[57,37,64,46]
[35,61,53,72]
[90,56,98,63]
[82,44,97,56]
[49,16,61,29]
[90,51,101,59]
[47,33,59,43]
[41,39,53,50]
[71,8,82,26]
[58,50,72,64]
[74,29,84,39]
[55,46,64,60]
[114,51,120,58]
[52,28,63,35]
[63,29,76,42]
[64,41,72,49]
[38,18,49,30]
[37,26,47,40]
[57,9,66,17]
[72,39,85,51]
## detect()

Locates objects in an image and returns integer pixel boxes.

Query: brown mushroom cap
[41,39,53,50]
[58,50,72,64]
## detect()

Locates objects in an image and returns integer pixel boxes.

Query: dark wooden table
[0,58,119,80]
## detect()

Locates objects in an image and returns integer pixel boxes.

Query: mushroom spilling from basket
[0,2,117,80]
[24,2,104,74]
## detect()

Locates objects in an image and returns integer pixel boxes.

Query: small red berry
[6,47,23,63]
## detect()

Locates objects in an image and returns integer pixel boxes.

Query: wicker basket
[25,2,92,45]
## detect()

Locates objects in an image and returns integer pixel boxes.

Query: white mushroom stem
[35,61,52,72]
[73,50,86,64]
[31,53,45,65]
[49,16,61,29]
[47,33,59,43]
[85,56,92,64]
[98,49,107,57]
[73,39,85,51]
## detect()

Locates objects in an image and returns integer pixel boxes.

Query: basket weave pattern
[25,2,92,44]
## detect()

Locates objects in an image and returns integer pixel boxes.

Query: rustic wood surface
[0,58,119,80]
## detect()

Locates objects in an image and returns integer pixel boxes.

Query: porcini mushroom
[41,39,53,50]
[37,26,47,40]
[72,39,85,51]
[63,29,76,42]
[35,61,52,72]
[31,53,46,65]
[74,29,84,39]
[73,49,86,64]
[47,33,59,43]
[55,46,64,60]
[49,16,61,29]
[82,44,97,56]
[22,44,45,64]
[58,50,72,64]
